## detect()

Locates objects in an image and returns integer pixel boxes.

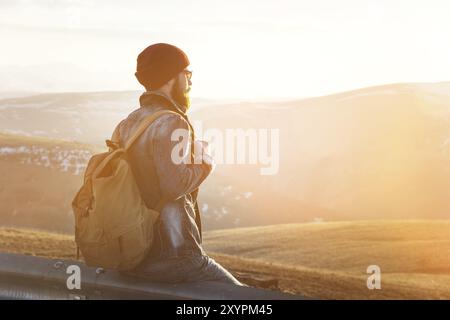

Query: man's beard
[171,77,191,111]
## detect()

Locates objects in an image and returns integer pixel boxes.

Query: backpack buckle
[106,139,119,150]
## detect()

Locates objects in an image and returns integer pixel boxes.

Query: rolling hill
[0,133,100,232]
[1,220,449,299]
[0,132,333,233]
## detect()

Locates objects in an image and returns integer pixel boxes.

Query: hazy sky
[1,0,450,99]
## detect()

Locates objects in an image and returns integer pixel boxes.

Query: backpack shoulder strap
[124,110,179,151]
[106,122,122,151]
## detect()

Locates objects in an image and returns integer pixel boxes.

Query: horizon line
[1,80,450,103]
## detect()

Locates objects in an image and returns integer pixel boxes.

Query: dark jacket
[113,91,212,260]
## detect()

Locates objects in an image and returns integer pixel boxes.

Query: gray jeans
[125,202,244,286]
[128,253,244,286]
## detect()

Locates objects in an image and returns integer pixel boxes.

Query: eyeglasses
[184,69,193,80]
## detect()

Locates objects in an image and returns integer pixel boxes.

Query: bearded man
[113,43,243,285]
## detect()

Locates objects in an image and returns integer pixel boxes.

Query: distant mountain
[0,91,40,100]
[0,91,221,146]
[194,82,450,224]
[1,82,450,232]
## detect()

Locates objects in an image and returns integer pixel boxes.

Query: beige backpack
[71,109,177,270]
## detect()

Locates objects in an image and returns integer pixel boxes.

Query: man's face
[171,69,192,110]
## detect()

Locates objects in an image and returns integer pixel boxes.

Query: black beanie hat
[135,43,190,90]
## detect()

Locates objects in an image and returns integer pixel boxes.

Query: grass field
[1,220,449,299]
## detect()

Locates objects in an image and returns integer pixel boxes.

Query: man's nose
[188,78,192,86]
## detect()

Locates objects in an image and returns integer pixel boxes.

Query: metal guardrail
[0,252,304,300]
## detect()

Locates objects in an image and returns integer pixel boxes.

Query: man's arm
[150,113,213,200]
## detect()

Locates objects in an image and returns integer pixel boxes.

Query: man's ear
[166,76,177,90]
